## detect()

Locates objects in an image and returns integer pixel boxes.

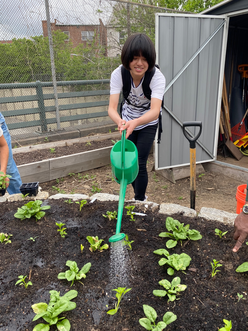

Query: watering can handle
[121,130,126,169]
[182,121,202,148]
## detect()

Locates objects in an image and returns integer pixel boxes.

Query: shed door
[155,13,229,170]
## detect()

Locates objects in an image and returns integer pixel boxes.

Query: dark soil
[1,199,248,331]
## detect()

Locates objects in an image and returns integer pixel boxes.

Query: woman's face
[129,55,148,79]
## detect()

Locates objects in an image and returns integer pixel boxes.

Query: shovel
[182,121,202,210]
[109,130,138,242]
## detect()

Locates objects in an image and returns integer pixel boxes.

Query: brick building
[42,19,107,54]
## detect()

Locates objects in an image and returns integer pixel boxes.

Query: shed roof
[202,0,248,15]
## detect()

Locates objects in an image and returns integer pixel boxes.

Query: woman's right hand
[118,119,127,134]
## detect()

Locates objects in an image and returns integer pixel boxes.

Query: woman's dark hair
[121,33,156,72]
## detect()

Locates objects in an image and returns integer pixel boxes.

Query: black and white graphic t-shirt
[110,65,166,130]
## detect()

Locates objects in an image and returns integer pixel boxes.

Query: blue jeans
[128,124,157,201]
[0,113,22,194]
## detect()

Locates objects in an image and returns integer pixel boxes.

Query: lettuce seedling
[14,200,51,221]
[102,211,117,221]
[139,304,177,330]
[215,228,228,238]
[75,199,87,211]
[154,249,191,275]
[125,205,136,221]
[219,319,232,330]
[159,216,202,249]
[123,234,134,250]
[58,260,91,286]
[236,262,248,273]
[32,289,77,331]
[0,171,11,189]
[15,275,32,289]
[86,236,109,252]
[56,222,67,238]
[211,259,222,277]
[107,287,131,315]
[0,232,12,244]
[153,277,187,302]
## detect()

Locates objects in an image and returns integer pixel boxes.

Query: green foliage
[49,148,56,154]
[107,287,131,315]
[159,216,202,248]
[102,211,117,221]
[123,234,134,250]
[56,222,67,238]
[153,277,187,302]
[236,262,248,273]
[215,228,228,238]
[219,319,232,331]
[75,199,87,211]
[0,232,12,244]
[237,293,245,302]
[125,205,136,221]
[211,259,222,277]
[91,182,102,193]
[15,275,32,289]
[58,260,91,286]
[32,289,78,331]
[0,171,11,189]
[28,236,38,242]
[139,304,177,330]
[154,249,191,275]
[86,236,109,252]
[14,200,51,221]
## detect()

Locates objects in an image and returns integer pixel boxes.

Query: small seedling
[68,172,75,177]
[178,196,183,200]
[15,275,32,289]
[125,205,135,221]
[152,173,159,182]
[28,236,38,242]
[102,211,117,221]
[56,178,60,184]
[80,244,84,253]
[211,259,222,277]
[0,232,12,244]
[58,260,91,286]
[75,199,87,211]
[21,193,29,199]
[56,222,67,238]
[154,249,191,275]
[198,173,205,178]
[86,236,109,252]
[215,228,228,238]
[65,199,74,204]
[139,304,177,330]
[32,290,77,330]
[107,287,131,315]
[0,171,12,189]
[153,277,187,302]
[50,147,56,153]
[123,234,134,250]
[44,137,49,142]
[237,293,245,302]
[91,182,102,193]
[83,174,90,180]
[111,139,118,144]
[162,185,167,189]
[219,319,232,330]
[52,186,65,194]
[86,141,91,146]
[77,173,82,179]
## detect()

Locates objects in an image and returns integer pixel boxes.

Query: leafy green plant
[65,199,74,204]
[83,174,89,180]
[58,260,91,286]
[80,244,84,253]
[211,259,222,277]
[237,293,245,302]
[86,141,91,146]
[153,249,191,275]
[198,173,205,178]
[0,232,12,244]
[21,193,29,199]
[152,173,159,182]
[159,216,202,249]
[125,205,135,221]
[44,137,49,142]
[50,147,56,153]
[102,211,117,221]
[68,172,75,177]
[0,171,11,189]
[219,319,232,330]
[236,262,248,273]
[91,182,102,193]
[32,289,78,331]
[77,173,82,180]
[56,222,67,238]
[215,228,228,238]
[107,287,131,315]
[153,277,187,302]
[15,275,32,289]
[75,199,87,211]
[123,234,134,250]
[86,236,109,252]
[139,304,177,330]
[14,200,51,221]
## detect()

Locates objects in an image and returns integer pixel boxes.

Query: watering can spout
[109,130,138,243]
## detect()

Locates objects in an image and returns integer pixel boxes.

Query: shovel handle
[182,121,202,148]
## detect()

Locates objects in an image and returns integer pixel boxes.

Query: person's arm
[233,211,248,252]
[108,93,126,131]
[0,134,9,188]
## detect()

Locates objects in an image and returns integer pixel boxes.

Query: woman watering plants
[108,33,166,201]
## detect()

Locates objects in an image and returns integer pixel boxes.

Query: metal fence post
[36,81,48,132]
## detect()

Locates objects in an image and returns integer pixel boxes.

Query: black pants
[128,124,157,201]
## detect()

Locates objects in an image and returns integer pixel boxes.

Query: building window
[63,31,70,41]
[81,31,94,41]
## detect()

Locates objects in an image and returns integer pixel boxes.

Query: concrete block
[159,203,197,217]
[198,207,237,225]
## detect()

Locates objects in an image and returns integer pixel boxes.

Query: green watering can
[109,130,138,243]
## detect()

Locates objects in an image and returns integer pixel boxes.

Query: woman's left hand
[120,120,137,138]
